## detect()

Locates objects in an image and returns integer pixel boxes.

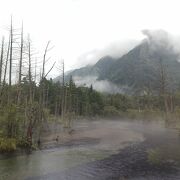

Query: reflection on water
[0,148,111,179]
[0,119,180,180]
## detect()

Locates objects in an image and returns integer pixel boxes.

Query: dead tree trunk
[0,36,10,105]
[8,16,13,104]
[28,40,33,104]
[61,61,65,121]
[0,36,4,86]
[17,22,23,105]
[158,58,171,114]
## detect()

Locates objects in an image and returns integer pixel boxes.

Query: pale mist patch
[73,76,127,94]
[75,40,139,68]
[142,29,180,56]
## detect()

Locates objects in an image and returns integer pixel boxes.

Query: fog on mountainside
[75,40,139,68]
[56,30,180,94]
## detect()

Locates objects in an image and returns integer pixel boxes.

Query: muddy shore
[40,119,144,151]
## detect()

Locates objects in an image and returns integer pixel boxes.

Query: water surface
[1,119,180,180]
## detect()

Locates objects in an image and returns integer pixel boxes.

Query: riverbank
[0,109,177,154]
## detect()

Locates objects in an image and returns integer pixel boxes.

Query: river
[1,119,180,180]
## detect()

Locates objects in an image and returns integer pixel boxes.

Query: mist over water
[1,118,180,180]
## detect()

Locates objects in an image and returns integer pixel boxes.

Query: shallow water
[0,119,180,180]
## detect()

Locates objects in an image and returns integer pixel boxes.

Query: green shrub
[103,106,120,116]
[17,138,31,149]
[0,138,17,153]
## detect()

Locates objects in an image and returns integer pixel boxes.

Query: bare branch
[44,61,56,78]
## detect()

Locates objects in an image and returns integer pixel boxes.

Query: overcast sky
[0,0,180,77]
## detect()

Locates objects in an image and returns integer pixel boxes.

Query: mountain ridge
[54,30,180,94]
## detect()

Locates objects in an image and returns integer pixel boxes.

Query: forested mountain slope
[55,30,180,94]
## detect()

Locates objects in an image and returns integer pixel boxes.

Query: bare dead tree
[9,16,13,87]
[158,58,174,114]
[40,41,55,107]
[37,40,56,135]
[0,36,10,105]
[17,22,23,104]
[0,36,4,85]
[32,58,37,101]
[56,60,66,121]
[42,41,50,79]
[7,16,14,104]
[40,41,50,108]
[61,60,65,121]
[3,36,10,86]
[18,22,23,84]
[28,38,33,104]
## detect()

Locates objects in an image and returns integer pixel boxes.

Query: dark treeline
[1,75,178,145]
[2,71,177,152]
[0,76,104,151]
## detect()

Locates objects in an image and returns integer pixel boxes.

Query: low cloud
[75,40,139,68]
[66,29,180,94]
[142,29,180,56]
[73,76,129,94]
[74,29,180,69]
